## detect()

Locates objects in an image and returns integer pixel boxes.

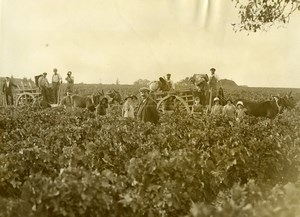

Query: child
[191,97,204,114]
[122,96,135,118]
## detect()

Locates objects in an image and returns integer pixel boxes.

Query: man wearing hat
[136,87,159,124]
[65,71,74,93]
[38,72,50,102]
[164,73,175,90]
[208,68,218,105]
[2,77,18,106]
[52,68,62,103]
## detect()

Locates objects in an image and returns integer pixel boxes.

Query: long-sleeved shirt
[223,104,236,119]
[38,76,49,88]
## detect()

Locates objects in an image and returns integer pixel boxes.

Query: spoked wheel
[157,95,191,114]
[16,93,37,106]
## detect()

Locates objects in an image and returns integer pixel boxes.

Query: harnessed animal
[236,96,285,119]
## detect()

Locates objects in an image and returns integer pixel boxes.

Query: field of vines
[0,85,300,217]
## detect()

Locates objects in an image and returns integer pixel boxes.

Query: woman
[236,101,246,122]
[211,97,223,115]
[122,96,135,118]
[223,99,236,119]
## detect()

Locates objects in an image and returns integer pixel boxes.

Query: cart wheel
[16,93,36,106]
[157,95,190,114]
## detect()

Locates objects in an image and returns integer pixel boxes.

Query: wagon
[14,75,62,107]
[153,89,196,114]
[152,74,210,114]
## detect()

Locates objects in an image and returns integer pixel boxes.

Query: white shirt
[52,73,62,83]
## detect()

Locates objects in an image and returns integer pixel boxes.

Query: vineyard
[0,86,300,217]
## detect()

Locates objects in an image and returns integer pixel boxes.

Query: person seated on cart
[164,73,175,90]
[38,72,50,103]
[2,77,18,106]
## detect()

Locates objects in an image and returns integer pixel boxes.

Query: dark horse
[103,89,122,105]
[234,96,289,119]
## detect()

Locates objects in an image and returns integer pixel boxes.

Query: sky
[0,0,300,87]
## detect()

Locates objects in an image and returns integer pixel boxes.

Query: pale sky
[1,0,300,87]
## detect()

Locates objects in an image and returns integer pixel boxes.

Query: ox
[236,96,286,119]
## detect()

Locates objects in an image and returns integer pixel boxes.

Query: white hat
[237,101,244,106]
[213,97,220,102]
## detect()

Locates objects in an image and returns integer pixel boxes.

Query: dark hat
[6,77,10,79]
[166,73,171,76]
[124,95,132,101]
[210,68,216,72]
[67,71,72,75]
[43,72,47,75]
[53,68,57,72]
[131,95,138,100]
[139,87,150,93]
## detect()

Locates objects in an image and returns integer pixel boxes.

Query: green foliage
[0,94,300,216]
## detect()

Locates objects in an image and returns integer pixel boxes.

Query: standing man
[65,71,74,93]
[136,87,159,124]
[38,72,50,102]
[208,68,218,108]
[2,77,18,106]
[52,68,62,103]
[165,73,175,90]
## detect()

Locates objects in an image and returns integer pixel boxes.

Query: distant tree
[232,0,300,32]
[133,79,151,86]
[176,77,192,87]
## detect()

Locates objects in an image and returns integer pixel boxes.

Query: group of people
[38,68,74,104]
[192,96,246,122]
[122,87,160,124]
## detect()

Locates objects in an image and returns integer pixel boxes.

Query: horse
[234,96,287,119]
[70,92,102,112]
[104,89,122,105]
[190,77,210,106]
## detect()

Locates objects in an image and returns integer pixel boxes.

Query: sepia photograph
[0,0,300,216]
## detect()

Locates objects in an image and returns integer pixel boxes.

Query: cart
[14,75,62,107]
[153,89,195,114]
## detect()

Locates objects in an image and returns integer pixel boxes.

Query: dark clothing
[209,75,218,104]
[136,97,159,124]
[52,82,60,104]
[2,81,17,105]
